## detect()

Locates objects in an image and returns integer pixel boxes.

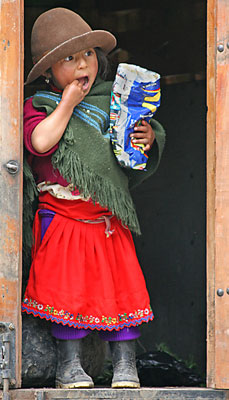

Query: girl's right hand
[31,80,86,154]
[61,80,86,110]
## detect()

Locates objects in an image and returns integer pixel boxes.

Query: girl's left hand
[130,120,155,152]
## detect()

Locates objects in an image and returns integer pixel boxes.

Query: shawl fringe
[52,145,141,234]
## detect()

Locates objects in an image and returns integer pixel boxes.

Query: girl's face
[50,48,98,93]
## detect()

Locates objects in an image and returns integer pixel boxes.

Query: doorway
[23,0,206,385]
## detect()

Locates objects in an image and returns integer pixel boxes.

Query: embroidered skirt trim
[22,299,154,331]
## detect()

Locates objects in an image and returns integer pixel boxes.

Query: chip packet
[109,63,161,170]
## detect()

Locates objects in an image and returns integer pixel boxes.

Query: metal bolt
[8,323,14,331]
[227,42,229,49]
[4,160,19,175]
[226,288,229,295]
[217,288,224,297]
[217,44,224,52]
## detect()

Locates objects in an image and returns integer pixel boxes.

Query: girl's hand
[130,120,155,152]
[31,80,86,154]
[61,80,86,110]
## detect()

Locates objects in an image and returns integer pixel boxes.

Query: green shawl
[22,77,165,288]
[25,77,165,236]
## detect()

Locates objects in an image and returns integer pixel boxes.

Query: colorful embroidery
[22,296,154,330]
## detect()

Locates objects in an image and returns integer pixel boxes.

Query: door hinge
[0,322,16,399]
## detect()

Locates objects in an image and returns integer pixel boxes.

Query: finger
[70,80,79,87]
[65,82,80,94]
[75,82,84,91]
[134,119,149,128]
[70,80,83,91]
[130,132,149,139]
[134,125,148,132]
[144,144,151,152]
[132,138,150,152]
[75,79,84,89]
[132,138,148,145]
[141,119,149,126]
[72,82,85,96]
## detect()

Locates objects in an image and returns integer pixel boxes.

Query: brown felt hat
[25,8,117,84]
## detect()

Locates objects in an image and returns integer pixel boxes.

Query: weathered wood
[1,388,229,400]
[0,0,24,388]
[206,0,217,389]
[0,0,228,393]
[214,0,229,389]
[207,0,229,390]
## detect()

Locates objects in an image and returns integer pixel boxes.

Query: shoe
[55,339,94,388]
[110,340,140,388]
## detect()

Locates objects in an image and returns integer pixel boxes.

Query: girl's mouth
[77,76,89,91]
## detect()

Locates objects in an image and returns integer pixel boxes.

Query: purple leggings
[39,209,140,341]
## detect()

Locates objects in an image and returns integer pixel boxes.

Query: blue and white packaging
[109,63,161,170]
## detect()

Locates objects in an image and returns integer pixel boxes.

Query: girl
[22,7,165,389]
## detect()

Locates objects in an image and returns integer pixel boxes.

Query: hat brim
[25,30,116,85]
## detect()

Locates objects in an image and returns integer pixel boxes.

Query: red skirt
[22,192,154,331]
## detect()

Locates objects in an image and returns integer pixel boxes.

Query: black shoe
[110,340,140,388]
[55,339,94,388]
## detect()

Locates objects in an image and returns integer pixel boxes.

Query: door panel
[0,0,24,388]
[207,0,229,389]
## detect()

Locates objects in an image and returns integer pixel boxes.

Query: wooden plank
[0,0,24,388]
[204,0,229,390]
[206,0,217,389]
[1,388,229,400]
[214,0,229,389]
[206,0,229,389]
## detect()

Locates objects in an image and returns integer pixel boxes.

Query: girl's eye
[85,50,93,57]
[64,56,73,61]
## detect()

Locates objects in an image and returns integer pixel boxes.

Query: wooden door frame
[0,0,24,388]
[206,0,216,388]
[207,0,229,389]
[1,0,229,392]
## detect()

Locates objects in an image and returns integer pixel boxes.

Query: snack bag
[109,63,161,170]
